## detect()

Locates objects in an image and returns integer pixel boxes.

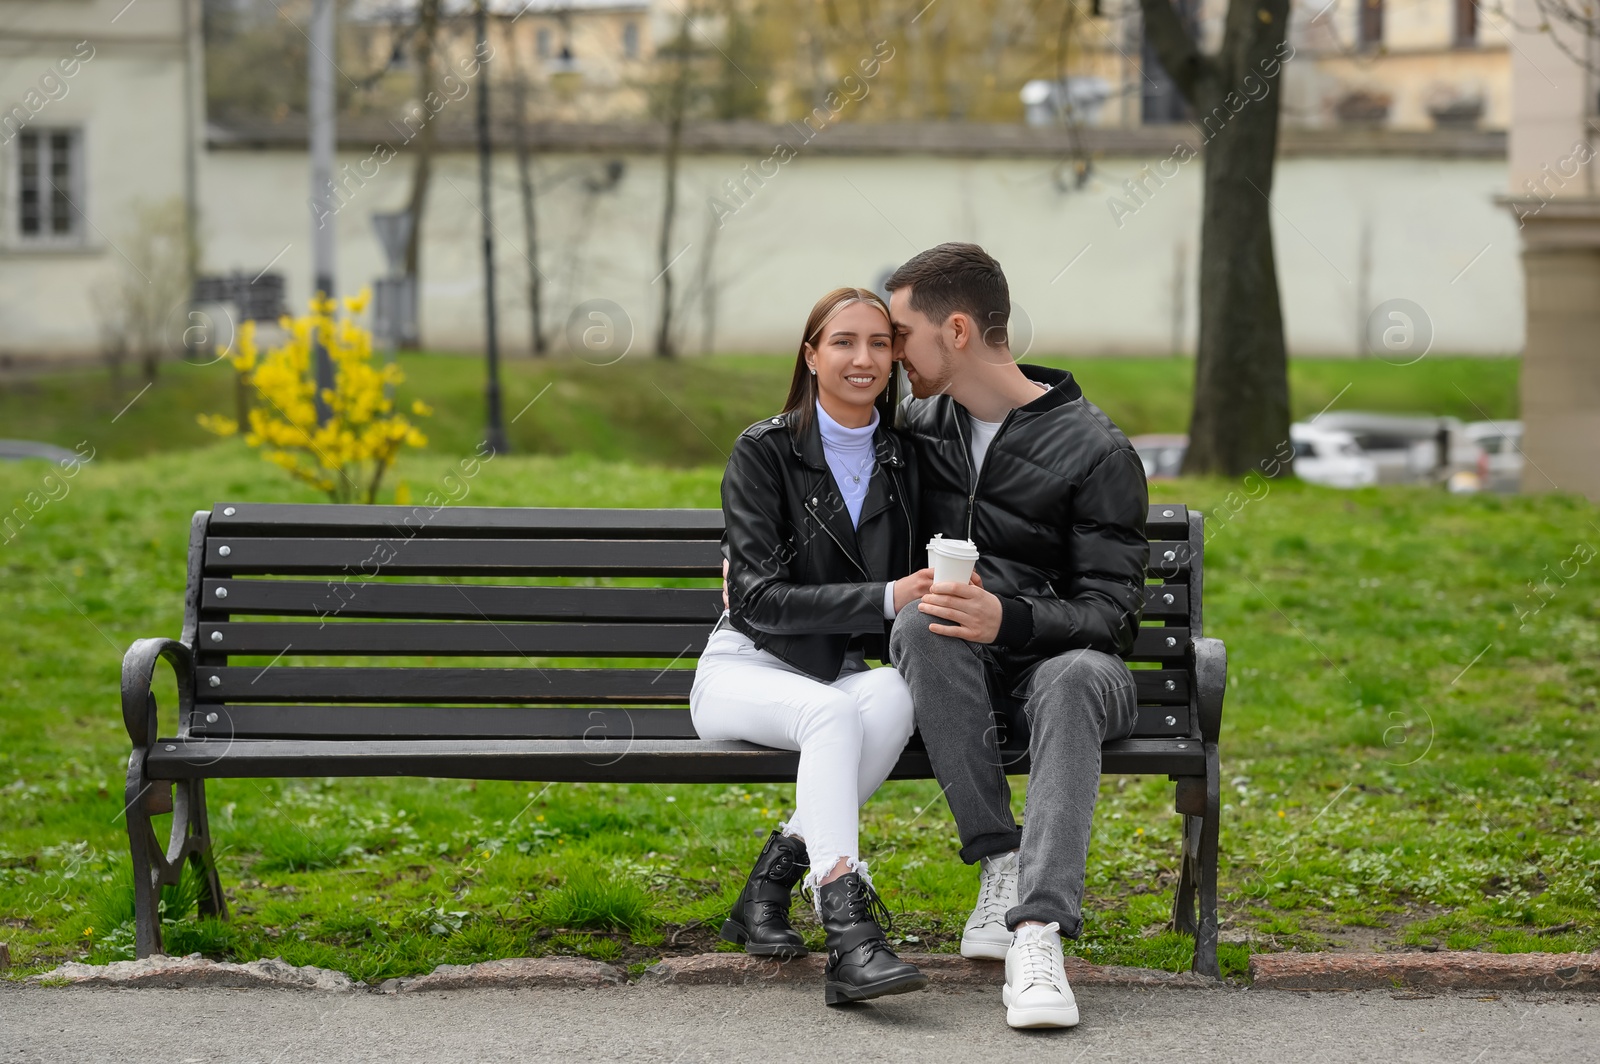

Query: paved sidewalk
[1,983,1594,1063]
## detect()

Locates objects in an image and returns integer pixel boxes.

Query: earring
[809,367,816,375]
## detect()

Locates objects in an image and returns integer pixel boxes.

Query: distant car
[1129,434,1187,480]
[1290,424,1379,488]
[1463,420,1523,493]
[1310,411,1471,484]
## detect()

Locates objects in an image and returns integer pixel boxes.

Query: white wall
[198,144,1524,357]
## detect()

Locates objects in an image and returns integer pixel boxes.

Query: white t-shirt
[968,414,1004,472]
[968,381,1048,471]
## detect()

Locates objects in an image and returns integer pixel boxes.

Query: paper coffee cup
[927,534,980,585]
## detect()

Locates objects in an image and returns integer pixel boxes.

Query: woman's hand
[892,568,936,613]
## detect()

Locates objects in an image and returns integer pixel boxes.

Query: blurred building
[0,0,204,365]
[1029,0,1510,131]
[0,0,1550,367]
[344,0,656,123]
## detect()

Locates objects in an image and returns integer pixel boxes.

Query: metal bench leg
[1169,741,1221,977]
[1171,812,1200,938]
[126,766,166,959]
[1192,742,1221,978]
[125,768,228,958]
[178,779,228,921]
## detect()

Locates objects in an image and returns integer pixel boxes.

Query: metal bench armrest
[122,637,195,749]
[1190,636,1226,744]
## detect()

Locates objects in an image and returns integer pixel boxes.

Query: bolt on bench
[121,502,1226,975]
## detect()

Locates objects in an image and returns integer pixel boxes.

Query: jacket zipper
[953,409,1013,541]
[890,466,914,569]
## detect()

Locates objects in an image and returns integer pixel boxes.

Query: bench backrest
[177,503,1203,745]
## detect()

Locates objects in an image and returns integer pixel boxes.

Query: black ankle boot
[720,831,809,958]
[816,872,927,1005]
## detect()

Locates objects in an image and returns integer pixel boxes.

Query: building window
[16,128,83,242]
[1358,0,1383,49]
[1454,0,1477,46]
[536,27,551,59]
[623,21,639,59]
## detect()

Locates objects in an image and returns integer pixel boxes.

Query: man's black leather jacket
[898,364,1148,676]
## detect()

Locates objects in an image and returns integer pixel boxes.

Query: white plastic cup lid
[926,534,979,559]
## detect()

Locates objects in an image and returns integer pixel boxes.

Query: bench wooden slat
[202,581,1183,624]
[208,503,727,539]
[204,536,1188,577]
[1143,583,1188,620]
[202,621,714,658]
[206,537,725,577]
[198,622,1191,661]
[144,735,1207,784]
[190,705,703,740]
[187,702,1193,741]
[200,580,727,622]
[206,502,1191,542]
[193,666,1190,704]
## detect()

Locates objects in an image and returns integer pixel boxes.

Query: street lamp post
[476,0,508,455]
[308,0,337,424]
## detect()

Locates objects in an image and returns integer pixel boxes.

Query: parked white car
[1129,434,1188,481]
[1290,424,1380,488]
[1463,420,1524,493]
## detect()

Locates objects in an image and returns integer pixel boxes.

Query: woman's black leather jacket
[721,411,918,681]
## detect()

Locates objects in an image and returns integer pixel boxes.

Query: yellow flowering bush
[198,290,430,503]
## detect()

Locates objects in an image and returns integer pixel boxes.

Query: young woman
[690,287,932,1006]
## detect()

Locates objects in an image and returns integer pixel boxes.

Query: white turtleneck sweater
[815,401,897,620]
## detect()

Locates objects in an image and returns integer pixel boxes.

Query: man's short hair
[884,242,1010,347]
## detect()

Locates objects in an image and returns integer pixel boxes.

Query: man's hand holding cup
[917,535,1002,644]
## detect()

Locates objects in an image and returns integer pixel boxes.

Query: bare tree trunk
[696,205,719,355]
[1141,0,1291,476]
[654,19,692,360]
[511,56,546,355]
[401,0,441,344]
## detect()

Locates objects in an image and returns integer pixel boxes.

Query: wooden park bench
[121,502,1226,975]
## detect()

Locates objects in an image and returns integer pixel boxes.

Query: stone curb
[31,954,358,992]
[24,952,1215,993]
[638,952,1217,989]
[1249,952,1600,992]
[380,957,626,994]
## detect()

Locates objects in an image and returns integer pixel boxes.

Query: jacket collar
[1017,364,1082,410]
[930,363,1082,431]
[790,407,907,472]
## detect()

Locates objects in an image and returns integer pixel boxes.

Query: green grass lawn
[1,443,1596,984]
[0,353,1520,466]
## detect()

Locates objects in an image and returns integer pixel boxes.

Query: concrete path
[1,983,1594,1063]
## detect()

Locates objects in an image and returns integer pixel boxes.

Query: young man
[884,243,1149,1029]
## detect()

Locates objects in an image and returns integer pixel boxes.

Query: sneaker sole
[1005,1003,1080,1029]
[719,919,808,959]
[824,971,930,1006]
[1002,984,1079,1028]
[959,934,1012,961]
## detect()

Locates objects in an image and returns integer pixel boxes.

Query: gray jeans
[889,602,1137,937]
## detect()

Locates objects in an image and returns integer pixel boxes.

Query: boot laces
[845,876,895,936]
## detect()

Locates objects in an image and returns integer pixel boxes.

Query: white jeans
[689,624,916,889]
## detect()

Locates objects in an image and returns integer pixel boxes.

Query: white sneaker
[1003,922,1079,1029]
[959,850,1019,960]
